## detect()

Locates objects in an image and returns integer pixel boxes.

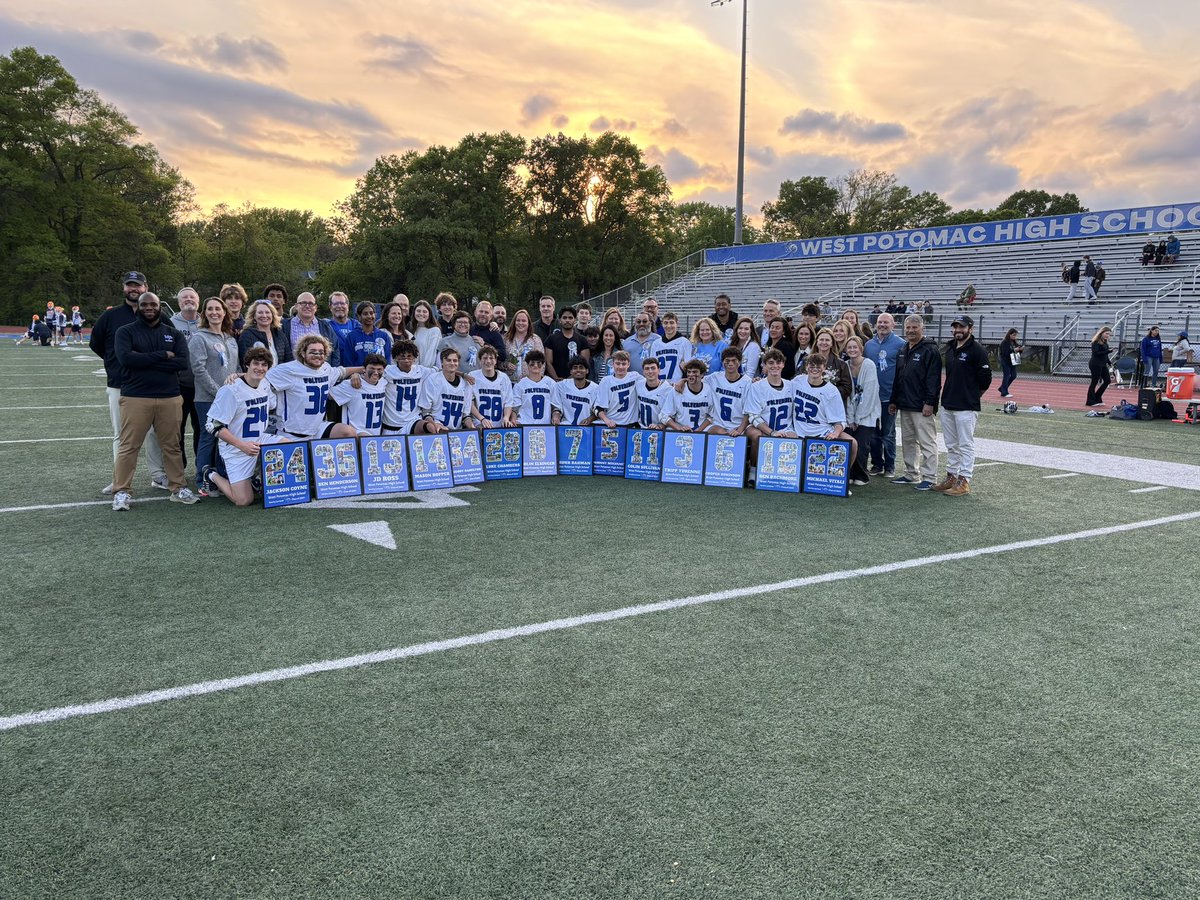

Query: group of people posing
[90,277,997,510]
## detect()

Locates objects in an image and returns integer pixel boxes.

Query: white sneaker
[150,476,170,491]
[101,482,114,495]
[170,487,199,505]
[112,491,132,511]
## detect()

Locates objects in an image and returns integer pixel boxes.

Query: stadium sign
[704,201,1200,265]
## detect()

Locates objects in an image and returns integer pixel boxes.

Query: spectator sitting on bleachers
[1165,233,1181,264]
[1141,239,1156,266]
[886,299,905,316]
[1155,239,1167,265]
[922,300,934,323]
[868,304,882,326]
[956,283,977,308]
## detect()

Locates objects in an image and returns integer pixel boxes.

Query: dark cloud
[363,33,459,81]
[589,116,635,133]
[590,116,611,131]
[746,145,777,167]
[645,146,722,184]
[112,29,165,51]
[1099,81,1200,167]
[780,109,908,144]
[657,118,688,138]
[520,93,558,125]
[551,114,569,128]
[195,34,288,73]
[0,15,404,180]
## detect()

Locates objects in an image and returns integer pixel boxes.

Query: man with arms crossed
[889,315,942,491]
[933,314,992,496]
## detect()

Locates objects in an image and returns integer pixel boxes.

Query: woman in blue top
[1140,325,1163,388]
[689,317,728,376]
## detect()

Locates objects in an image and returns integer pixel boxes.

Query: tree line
[1,47,1086,324]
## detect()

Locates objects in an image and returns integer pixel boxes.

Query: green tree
[761,175,843,240]
[667,201,760,256]
[0,47,192,321]
[990,189,1087,220]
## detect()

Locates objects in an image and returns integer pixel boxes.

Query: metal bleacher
[598,231,1199,372]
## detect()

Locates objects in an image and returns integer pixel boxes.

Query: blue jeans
[1143,357,1161,385]
[193,401,225,486]
[999,364,1017,395]
[870,401,897,471]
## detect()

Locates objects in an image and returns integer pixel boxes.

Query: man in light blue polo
[864,312,904,477]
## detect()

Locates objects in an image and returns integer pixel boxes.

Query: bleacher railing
[589,250,705,311]
[1050,313,1084,374]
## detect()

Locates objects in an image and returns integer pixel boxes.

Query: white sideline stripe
[0,404,107,410]
[1043,472,1081,479]
[0,497,169,514]
[0,436,109,444]
[973,437,1200,491]
[971,462,1004,468]
[6,508,1200,733]
[0,387,106,391]
[1129,485,1171,494]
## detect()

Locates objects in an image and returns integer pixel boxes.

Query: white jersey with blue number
[655,335,692,383]
[512,376,556,425]
[207,377,276,451]
[746,378,795,433]
[791,375,846,438]
[597,371,644,426]
[383,363,433,431]
[266,361,345,437]
[472,370,514,427]
[704,372,753,429]
[553,379,600,425]
[330,376,388,435]
[636,380,679,427]
[676,382,717,431]
[419,371,475,429]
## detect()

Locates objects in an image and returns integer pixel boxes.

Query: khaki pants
[108,386,164,480]
[899,409,938,482]
[114,396,186,494]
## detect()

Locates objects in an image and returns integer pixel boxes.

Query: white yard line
[5,508,1200,733]
[0,436,109,444]
[1043,472,1082,479]
[0,497,169,514]
[0,405,107,410]
[1129,485,1171,494]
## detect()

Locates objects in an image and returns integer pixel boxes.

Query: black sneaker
[199,465,217,497]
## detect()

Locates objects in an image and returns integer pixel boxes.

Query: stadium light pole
[711,0,747,245]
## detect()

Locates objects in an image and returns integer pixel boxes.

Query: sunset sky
[4,0,1199,224]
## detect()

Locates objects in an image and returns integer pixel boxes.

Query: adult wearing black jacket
[111,293,197,509]
[88,271,166,494]
[933,315,993,496]
[1086,326,1113,407]
[888,314,942,489]
[238,299,293,367]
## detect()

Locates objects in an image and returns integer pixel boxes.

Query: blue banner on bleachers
[522,426,557,477]
[448,431,485,485]
[703,435,746,488]
[556,425,593,475]
[803,438,851,497]
[359,436,409,494]
[311,437,363,499]
[593,426,628,477]
[482,428,522,480]
[625,428,664,481]
[755,437,802,493]
[408,434,453,491]
[704,201,1200,265]
[661,432,705,485]
[261,442,311,508]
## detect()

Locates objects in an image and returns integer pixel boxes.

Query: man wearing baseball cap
[89,271,168,494]
[933,314,992,496]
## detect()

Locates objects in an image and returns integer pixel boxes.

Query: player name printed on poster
[261,442,311,508]
[703,435,747,488]
[755,437,803,493]
[408,433,454,491]
[803,438,851,497]
[311,437,364,499]
[522,425,557,477]
[661,432,706,485]
[625,428,663,481]
[556,425,593,476]
[359,436,410,494]
[482,428,522,480]
[448,431,485,485]
[592,425,628,477]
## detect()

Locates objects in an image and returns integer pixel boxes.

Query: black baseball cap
[951,314,974,328]
[122,271,147,285]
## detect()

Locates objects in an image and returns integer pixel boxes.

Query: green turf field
[1,340,1198,898]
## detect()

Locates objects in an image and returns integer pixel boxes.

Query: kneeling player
[266,334,362,440]
[596,350,643,427]
[746,348,798,480]
[471,344,514,429]
[552,355,599,425]
[676,358,716,432]
[793,354,868,484]
[704,347,753,436]
[382,340,432,435]
[418,347,478,432]
[511,350,555,425]
[635,357,682,430]
[330,352,388,435]
[204,347,278,507]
